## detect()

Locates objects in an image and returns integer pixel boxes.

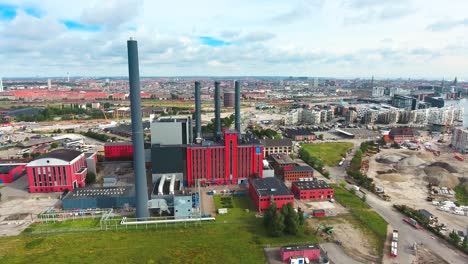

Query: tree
[282,203,300,235]
[50,142,59,149]
[22,153,30,158]
[85,172,96,185]
[462,236,468,250]
[339,180,346,189]
[263,202,277,227]
[318,134,324,140]
[391,142,401,149]
[323,171,330,178]
[263,203,285,237]
[449,230,461,244]
[31,152,41,158]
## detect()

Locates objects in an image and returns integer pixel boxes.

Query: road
[328,141,468,264]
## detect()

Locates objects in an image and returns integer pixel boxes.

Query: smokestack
[235,81,241,139]
[214,81,221,139]
[127,39,149,219]
[195,81,202,142]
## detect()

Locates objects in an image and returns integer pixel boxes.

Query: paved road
[366,193,468,264]
[327,141,468,264]
[321,243,361,264]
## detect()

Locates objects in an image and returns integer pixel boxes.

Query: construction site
[365,141,468,236]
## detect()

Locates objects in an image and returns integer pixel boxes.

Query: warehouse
[26,149,96,193]
[291,180,334,200]
[62,186,135,210]
[0,163,26,183]
[248,177,294,212]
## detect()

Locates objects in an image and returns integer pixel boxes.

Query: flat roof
[38,149,82,162]
[286,166,313,172]
[63,186,134,200]
[250,177,293,197]
[0,164,24,174]
[18,137,55,148]
[281,244,320,252]
[270,153,296,165]
[292,180,331,190]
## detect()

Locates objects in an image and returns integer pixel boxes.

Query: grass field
[301,142,353,166]
[333,186,388,256]
[454,185,468,205]
[0,196,317,263]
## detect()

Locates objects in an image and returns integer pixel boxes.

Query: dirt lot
[295,199,348,217]
[97,161,134,185]
[413,244,449,264]
[367,146,468,233]
[308,215,380,264]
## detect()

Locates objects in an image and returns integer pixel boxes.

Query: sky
[0,0,467,79]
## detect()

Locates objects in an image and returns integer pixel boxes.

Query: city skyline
[1,0,468,78]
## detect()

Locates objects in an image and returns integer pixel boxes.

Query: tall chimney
[235,81,241,140]
[127,39,149,219]
[195,81,202,142]
[214,81,221,139]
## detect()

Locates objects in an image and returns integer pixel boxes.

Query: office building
[452,127,468,154]
[392,95,414,110]
[248,177,294,212]
[260,138,293,157]
[372,87,385,97]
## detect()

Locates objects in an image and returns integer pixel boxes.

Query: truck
[338,160,344,166]
[390,230,399,257]
[403,218,423,229]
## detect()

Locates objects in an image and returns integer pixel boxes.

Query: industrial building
[283,166,314,182]
[151,81,264,187]
[26,149,97,193]
[150,116,192,145]
[285,128,315,141]
[389,127,418,142]
[248,177,294,212]
[392,95,415,110]
[260,138,293,157]
[269,153,297,177]
[291,180,334,200]
[104,142,133,161]
[280,244,321,263]
[0,163,26,183]
[62,186,135,210]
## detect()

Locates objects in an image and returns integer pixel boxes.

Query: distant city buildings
[372,86,385,97]
[451,127,468,154]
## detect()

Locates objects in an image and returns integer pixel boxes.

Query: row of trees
[346,141,378,190]
[201,114,236,134]
[299,148,330,178]
[263,203,305,237]
[15,106,105,122]
[250,127,280,139]
[81,130,111,142]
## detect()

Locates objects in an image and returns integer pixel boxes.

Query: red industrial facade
[283,166,314,182]
[280,244,321,262]
[104,142,133,161]
[186,131,263,186]
[26,149,89,193]
[291,180,334,200]
[0,164,26,183]
[248,177,294,212]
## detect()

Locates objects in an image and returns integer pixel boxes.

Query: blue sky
[0,0,467,79]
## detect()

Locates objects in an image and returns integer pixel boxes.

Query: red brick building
[291,180,334,200]
[104,142,133,161]
[26,149,90,193]
[0,164,26,183]
[280,244,321,262]
[389,127,418,143]
[283,165,314,182]
[248,177,294,212]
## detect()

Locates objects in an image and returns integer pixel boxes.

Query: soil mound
[399,155,426,167]
[423,166,459,188]
[427,162,458,173]
[376,153,406,164]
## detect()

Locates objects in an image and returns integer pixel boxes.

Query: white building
[372,86,385,97]
[0,77,3,92]
[452,127,468,154]
[302,109,321,125]
[284,108,302,125]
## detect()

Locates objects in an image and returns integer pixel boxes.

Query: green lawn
[301,142,353,166]
[0,196,317,263]
[454,185,468,205]
[333,186,388,256]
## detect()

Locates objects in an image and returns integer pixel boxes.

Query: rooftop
[285,166,314,172]
[389,127,419,137]
[0,164,24,174]
[281,244,320,252]
[292,180,331,190]
[250,177,293,197]
[37,149,82,162]
[18,137,56,148]
[270,153,296,165]
[260,138,293,147]
[104,142,133,146]
[63,186,134,200]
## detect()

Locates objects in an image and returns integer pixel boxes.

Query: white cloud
[0,0,467,79]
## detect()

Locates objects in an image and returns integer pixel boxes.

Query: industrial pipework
[127,39,149,219]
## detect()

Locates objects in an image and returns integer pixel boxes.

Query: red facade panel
[0,164,26,183]
[104,144,133,161]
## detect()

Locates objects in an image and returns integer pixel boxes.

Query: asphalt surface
[329,141,468,264]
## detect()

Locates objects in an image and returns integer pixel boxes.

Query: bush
[85,172,96,185]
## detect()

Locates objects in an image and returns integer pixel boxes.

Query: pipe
[195,81,202,142]
[214,81,221,139]
[127,39,149,219]
[120,217,216,225]
[235,80,241,139]
[158,175,166,195]
[169,174,176,195]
